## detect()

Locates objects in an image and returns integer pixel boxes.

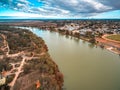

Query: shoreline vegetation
[0,25,63,90]
[0,19,120,89]
[0,20,119,55]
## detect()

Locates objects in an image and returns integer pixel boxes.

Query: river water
[24,27,120,90]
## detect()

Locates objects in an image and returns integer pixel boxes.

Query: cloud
[0,0,31,11]
[34,0,112,17]
[18,0,30,5]
[0,0,120,18]
[83,0,112,11]
[97,0,120,9]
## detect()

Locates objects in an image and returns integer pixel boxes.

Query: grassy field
[106,34,120,42]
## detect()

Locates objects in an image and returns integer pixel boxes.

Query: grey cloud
[38,0,112,16]
[0,0,119,17]
[97,0,120,9]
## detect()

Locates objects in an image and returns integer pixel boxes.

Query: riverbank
[25,26,120,90]
[55,29,120,55]
[0,25,63,90]
[96,35,120,55]
[1,20,120,55]
[2,21,120,55]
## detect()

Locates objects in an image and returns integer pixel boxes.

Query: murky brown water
[25,27,120,90]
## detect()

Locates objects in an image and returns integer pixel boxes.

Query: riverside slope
[0,26,63,90]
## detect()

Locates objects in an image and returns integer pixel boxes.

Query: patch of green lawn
[106,34,120,42]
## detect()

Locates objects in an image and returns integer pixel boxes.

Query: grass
[106,34,120,42]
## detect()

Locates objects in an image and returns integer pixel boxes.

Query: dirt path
[8,51,24,57]
[9,52,46,88]
[96,37,120,54]
[0,34,46,89]
[1,34,10,55]
[96,37,120,49]
[9,58,25,87]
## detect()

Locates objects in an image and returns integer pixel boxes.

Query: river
[23,27,120,90]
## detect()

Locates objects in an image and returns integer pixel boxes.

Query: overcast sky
[0,0,120,19]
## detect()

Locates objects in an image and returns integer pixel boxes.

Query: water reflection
[73,37,79,43]
[88,43,95,49]
[17,27,120,90]
[82,40,86,44]
[65,35,69,39]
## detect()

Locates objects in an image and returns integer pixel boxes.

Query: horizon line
[0,16,120,20]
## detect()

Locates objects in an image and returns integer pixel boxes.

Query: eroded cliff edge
[0,26,63,90]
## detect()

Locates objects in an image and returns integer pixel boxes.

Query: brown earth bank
[1,21,120,55]
[96,37,120,54]
[0,25,63,90]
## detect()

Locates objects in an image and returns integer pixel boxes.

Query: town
[2,20,119,54]
[55,20,120,54]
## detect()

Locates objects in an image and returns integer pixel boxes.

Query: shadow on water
[88,43,95,49]
[65,35,69,39]
[73,37,79,43]
[82,40,86,44]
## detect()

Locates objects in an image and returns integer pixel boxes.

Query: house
[79,29,87,36]
[72,30,80,35]
[60,23,80,31]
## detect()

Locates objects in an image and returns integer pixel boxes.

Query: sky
[0,0,120,19]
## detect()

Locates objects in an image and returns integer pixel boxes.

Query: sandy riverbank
[96,36,120,55]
